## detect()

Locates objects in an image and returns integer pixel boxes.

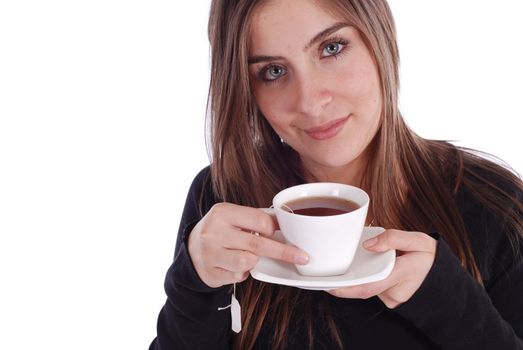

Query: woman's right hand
[188,202,310,288]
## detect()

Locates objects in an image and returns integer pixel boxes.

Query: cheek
[253,87,293,128]
[338,65,381,111]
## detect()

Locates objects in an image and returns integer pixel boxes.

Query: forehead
[249,0,345,54]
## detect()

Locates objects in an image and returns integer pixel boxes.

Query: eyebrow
[248,22,350,65]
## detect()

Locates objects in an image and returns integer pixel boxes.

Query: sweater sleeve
[394,183,523,349]
[395,238,523,349]
[149,167,233,350]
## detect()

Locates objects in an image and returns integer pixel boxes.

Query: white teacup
[271,183,369,277]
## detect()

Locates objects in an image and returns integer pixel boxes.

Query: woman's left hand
[327,229,437,309]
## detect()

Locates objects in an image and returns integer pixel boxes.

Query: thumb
[363,229,436,253]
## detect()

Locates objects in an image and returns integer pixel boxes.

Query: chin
[303,152,359,171]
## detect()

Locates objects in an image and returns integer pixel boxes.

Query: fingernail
[363,237,378,248]
[296,253,309,264]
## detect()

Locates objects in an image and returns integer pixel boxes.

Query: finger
[212,267,249,286]
[257,208,280,230]
[210,203,278,236]
[225,230,309,265]
[327,273,400,300]
[328,256,404,299]
[363,229,436,253]
[213,249,260,273]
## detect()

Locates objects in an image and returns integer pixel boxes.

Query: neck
[302,162,364,186]
[301,148,371,187]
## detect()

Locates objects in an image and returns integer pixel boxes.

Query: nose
[294,70,332,117]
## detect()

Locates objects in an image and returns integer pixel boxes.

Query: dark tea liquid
[283,196,360,216]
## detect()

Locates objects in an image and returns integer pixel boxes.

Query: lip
[303,116,350,141]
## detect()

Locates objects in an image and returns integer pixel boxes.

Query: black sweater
[150,166,523,349]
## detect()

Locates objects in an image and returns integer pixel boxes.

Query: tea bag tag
[218,283,242,333]
[230,294,242,333]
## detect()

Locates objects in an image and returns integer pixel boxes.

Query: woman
[150,0,523,349]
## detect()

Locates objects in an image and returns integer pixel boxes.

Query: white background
[0,1,521,349]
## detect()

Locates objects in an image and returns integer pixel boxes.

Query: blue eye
[321,40,348,58]
[262,65,287,81]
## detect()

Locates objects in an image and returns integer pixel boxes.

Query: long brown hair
[206,0,523,349]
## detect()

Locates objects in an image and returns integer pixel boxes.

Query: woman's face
[249,0,382,182]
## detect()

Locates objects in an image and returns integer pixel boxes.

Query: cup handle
[258,207,285,242]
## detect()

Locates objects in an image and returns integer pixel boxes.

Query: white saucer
[250,227,395,291]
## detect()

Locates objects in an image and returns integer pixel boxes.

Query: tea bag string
[280,203,294,213]
[217,283,236,311]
